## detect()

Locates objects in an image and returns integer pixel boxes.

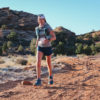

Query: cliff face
[54,26,76,38]
[0,7,38,31]
[0,7,39,41]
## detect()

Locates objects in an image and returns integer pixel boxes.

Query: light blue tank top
[35,23,53,47]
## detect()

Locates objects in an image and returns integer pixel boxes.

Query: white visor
[38,14,45,19]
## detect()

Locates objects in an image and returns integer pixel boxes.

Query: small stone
[21,81,33,85]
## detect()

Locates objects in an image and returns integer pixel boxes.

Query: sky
[0,0,100,35]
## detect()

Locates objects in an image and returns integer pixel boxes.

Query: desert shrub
[95,43,100,52]
[66,46,76,55]
[83,45,91,55]
[0,46,2,55]
[1,25,7,30]
[56,41,66,55]
[30,38,36,55]
[75,43,83,54]
[16,59,27,65]
[7,41,13,48]
[76,36,84,43]
[52,31,76,55]
[52,41,67,56]
[51,32,67,55]
[76,34,94,46]
[17,45,24,52]
[66,36,76,55]
[90,44,96,55]
[84,38,94,45]
[7,30,17,41]
[2,42,8,52]
[84,33,91,38]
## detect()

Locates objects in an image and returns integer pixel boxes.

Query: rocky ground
[0,54,100,100]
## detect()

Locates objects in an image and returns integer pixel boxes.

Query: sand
[0,55,100,100]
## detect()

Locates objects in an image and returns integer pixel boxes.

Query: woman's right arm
[35,38,39,48]
[35,27,39,48]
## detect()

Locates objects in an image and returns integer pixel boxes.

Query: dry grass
[0,58,5,64]
[16,59,27,65]
[27,55,36,66]
[26,55,49,67]
[0,54,56,68]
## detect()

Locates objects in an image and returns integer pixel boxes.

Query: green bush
[67,36,76,55]
[83,45,91,55]
[95,43,100,52]
[7,30,17,41]
[67,46,76,55]
[30,38,36,55]
[53,41,66,55]
[1,25,7,30]
[0,46,2,55]
[7,41,13,48]
[75,43,83,54]
[17,45,24,52]
[76,36,84,43]
[52,31,76,55]
[84,38,94,46]
[2,42,8,52]
[84,33,91,38]
[90,44,96,55]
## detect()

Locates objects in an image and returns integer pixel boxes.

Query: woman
[34,14,56,86]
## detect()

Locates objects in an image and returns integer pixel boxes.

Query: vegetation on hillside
[0,27,100,56]
[51,30,100,56]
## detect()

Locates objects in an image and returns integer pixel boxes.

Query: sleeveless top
[35,23,53,47]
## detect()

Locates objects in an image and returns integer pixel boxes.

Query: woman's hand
[43,39,49,44]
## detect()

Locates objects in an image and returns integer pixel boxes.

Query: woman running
[34,14,56,86]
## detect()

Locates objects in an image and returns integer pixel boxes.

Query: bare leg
[36,51,43,79]
[46,55,52,76]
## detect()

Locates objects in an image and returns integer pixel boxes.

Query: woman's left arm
[49,30,56,42]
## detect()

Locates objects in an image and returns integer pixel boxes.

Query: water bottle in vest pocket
[44,28,51,40]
